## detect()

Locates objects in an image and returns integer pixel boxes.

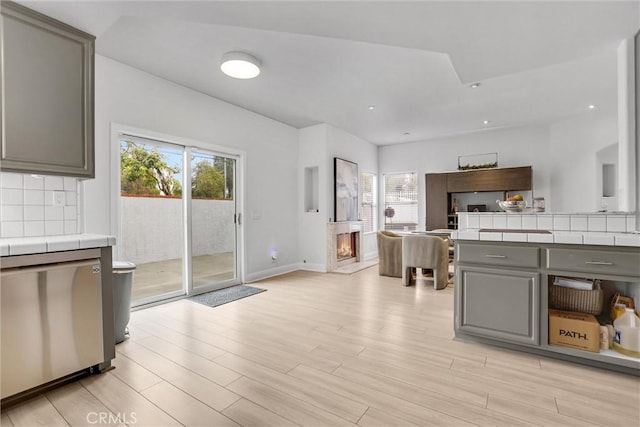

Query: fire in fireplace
[337,232,356,261]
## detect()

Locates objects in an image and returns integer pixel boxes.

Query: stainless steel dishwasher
[1,255,104,399]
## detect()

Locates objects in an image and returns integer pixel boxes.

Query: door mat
[188,285,265,308]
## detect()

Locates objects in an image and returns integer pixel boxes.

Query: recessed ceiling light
[220,51,261,79]
[588,104,596,109]
[470,83,481,89]
[403,132,411,135]
[483,120,490,125]
[368,105,376,110]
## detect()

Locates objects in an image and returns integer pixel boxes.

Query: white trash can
[112,261,136,343]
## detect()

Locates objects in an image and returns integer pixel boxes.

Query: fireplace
[337,232,357,261]
[327,221,364,271]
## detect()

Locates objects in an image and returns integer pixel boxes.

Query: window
[383,172,418,231]
[360,172,377,233]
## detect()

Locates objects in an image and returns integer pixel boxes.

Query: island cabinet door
[456,265,540,346]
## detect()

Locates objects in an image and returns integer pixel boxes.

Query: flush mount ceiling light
[588,104,596,110]
[220,51,261,79]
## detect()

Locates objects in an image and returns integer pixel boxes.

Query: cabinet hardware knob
[585,261,613,266]
[485,254,507,259]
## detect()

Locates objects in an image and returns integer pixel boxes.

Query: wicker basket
[549,285,604,315]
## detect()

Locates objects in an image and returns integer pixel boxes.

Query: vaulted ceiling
[16,1,640,145]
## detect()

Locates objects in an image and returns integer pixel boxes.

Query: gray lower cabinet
[456,265,539,346]
[455,240,640,375]
[0,1,95,178]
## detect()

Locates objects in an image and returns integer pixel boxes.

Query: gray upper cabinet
[1,1,95,178]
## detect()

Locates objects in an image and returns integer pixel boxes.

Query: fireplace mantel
[327,221,364,272]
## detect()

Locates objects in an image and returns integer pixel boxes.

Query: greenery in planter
[458,162,498,170]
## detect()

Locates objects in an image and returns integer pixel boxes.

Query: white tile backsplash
[479,215,494,228]
[23,175,44,190]
[24,221,45,237]
[24,190,44,205]
[44,176,64,190]
[45,206,64,221]
[64,177,77,191]
[65,191,77,205]
[537,214,553,230]
[521,215,537,230]
[587,215,606,232]
[1,205,24,221]
[1,173,23,189]
[1,188,24,205]
[553,215,570,231]
[606,215,627,233]
[467,214,480,229]
[455,212,639,247]
[570,215,588,231]
[64,206,76,220]
[64,220,77,234]
[45,221,64,236]
[493,215,507,229]
[24,205,45,221]
[1,221,23,238]
[506,215,522,229]
[1,173,80,238]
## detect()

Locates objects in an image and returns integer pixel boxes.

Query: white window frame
[382,171,419,231]
[360,171,377,233]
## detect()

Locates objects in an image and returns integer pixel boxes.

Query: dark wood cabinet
[446,166,532,193]
[425,166,532,230]
[425,173,448,230]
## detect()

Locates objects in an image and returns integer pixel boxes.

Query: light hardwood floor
[2,267,639,426]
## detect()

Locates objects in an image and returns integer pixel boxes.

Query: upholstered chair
[401,234,449,289]
[376,230,403,277]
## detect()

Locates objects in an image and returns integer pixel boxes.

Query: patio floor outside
[131,252,234,301]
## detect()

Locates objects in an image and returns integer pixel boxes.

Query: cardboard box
[549,309,600,353]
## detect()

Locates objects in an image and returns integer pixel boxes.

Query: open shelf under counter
[454,239,640,376]
[542,344,640,371]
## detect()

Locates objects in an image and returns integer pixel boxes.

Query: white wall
[91,55,299,281]
[379,124,551,229]
[298,124,329,271]
[596,143,619,212]
[326,125,379,259]
[297,123,379,270]
[636,30,640,230]
[548,111,618,212]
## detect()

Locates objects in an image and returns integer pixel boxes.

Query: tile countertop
[0,234,116,257]
[451,229,640,247]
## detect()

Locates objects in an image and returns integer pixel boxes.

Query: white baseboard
[364,251,379,261]
[245,263,299,283]
[297,263,327,273]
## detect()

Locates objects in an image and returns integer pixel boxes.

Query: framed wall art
[334,157,358,221]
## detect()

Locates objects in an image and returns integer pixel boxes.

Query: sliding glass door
[189,150,238,293]
[119,135,240,306]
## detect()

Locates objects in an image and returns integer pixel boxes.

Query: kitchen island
[451,212,640,375]
[0,234,116,404]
